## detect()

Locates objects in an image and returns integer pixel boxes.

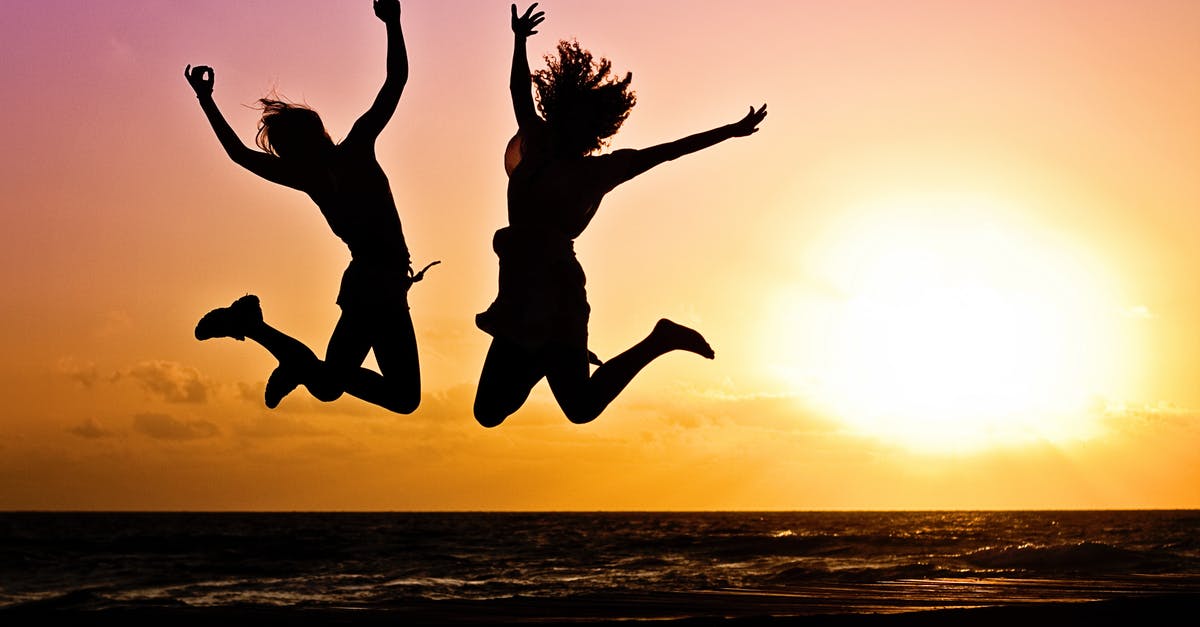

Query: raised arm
[346,0,409,146]
[510,3,545,129]
[617,105,768,182]
[183,64,300,189]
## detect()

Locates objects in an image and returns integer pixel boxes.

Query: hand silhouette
[730,104,768,137]
[511,3,545,38]
[184,64,214,97]
[374,0,400,23]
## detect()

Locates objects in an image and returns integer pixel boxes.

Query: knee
[473,400,510,429]
[561,402,599,425]
[382,393,420,415]
[307,383,344,403]
[301,361,348,402]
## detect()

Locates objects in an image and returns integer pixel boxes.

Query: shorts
[476,227,589,351]
[336,257,412,314]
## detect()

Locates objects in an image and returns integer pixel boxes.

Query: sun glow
[801,196,1127,453]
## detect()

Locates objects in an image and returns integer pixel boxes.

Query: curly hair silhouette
[474,4,767,427]
[533,39,636,156]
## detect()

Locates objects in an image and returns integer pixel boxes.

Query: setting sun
[3,0,1198,515]
[804,195,1128,452]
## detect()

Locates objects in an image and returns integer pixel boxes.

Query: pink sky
[1,1,1198,510]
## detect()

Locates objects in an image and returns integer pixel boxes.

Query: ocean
[2,511,1198,622]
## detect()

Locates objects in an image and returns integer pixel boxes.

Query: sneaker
[264,364,301,409]
[194,294,262,341]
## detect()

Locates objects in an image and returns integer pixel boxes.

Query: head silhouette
[255,98,333,159]
[533,40,636,157]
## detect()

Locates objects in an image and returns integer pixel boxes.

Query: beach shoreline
[5,592,1198,626]
[6,512,1197,625]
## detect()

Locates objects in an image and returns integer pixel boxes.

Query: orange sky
[1,0,1198,510]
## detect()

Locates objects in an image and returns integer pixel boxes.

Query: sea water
[2,511,1197,616]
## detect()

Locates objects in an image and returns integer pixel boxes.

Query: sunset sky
[2,0,1198,510]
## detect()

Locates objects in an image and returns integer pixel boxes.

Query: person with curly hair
[183,0,435,414]
[474,4,767,427]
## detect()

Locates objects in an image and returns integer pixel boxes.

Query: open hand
[373,0,400,23]
[184,64,214,97]
[511,3,545,38]
[730,104,767,137]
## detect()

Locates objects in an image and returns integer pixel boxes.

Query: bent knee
[561,403,600,425]
[382,393,420,415]
[473,402,511,428]
[307,382,344,403]
[473,411,509,429]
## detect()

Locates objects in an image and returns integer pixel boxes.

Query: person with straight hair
[184,0,434,413]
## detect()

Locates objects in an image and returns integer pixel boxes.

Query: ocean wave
[763,561,966,585]
[961,541,1180,574]
[4,511,1200,610]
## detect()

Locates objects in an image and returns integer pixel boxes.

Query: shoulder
[330,141,379,174]
[339,112,385,155]
[589,148,640,165]
[336,136,374,155]
[506,124,557,177]
[584,148,640,179]
[504,133,525,176]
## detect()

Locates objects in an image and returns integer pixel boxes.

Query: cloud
[57,357,99,388]
[68,418,115,439]
[235,415,331,439]
[626,387,836,432]
[1103,401,1199,431]
[133,413,219,440]
[119,361,212,403]
[236,381,266,404]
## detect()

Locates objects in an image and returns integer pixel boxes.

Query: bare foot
[653,319,715,359]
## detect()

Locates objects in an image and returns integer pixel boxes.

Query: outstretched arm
[510,3,545,129]
[617,105,768,182]
[183,64,300,189]
[346,0,408,146]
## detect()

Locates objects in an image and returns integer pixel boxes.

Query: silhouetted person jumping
[184,0,433,413]
[473,4,767,427]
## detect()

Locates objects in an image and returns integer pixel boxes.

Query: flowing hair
[533,40,636,156]
[254,97,330,157]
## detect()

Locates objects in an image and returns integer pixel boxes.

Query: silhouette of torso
[478,136,639,349]
[506,143,636,239]
[301,141,411,270]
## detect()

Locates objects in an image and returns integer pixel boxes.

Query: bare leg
[473,338,545,428]
[196,294,419,413]
[247,324,321,368]
[195,294,323,367]
[195,295,333,408]
[546,319,713,425]
[319,305,421,414]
